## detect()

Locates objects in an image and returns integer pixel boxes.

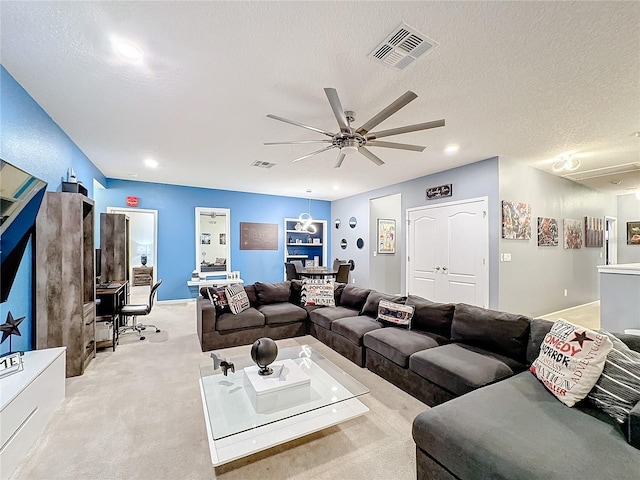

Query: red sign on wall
[126,196,139,207]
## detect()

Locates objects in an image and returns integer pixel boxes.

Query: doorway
[605,216,617,265]
[407,197,488,306]
[107,207,158,285]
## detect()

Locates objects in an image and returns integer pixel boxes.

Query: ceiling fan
[265,88,445,168]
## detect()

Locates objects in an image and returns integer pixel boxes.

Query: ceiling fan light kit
[552,157,581,173]
[265,87,445,168]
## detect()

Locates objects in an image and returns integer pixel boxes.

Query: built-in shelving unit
[283,217,327,279]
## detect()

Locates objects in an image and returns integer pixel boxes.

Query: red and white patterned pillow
[530,319,613,407]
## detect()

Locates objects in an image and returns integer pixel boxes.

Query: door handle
[434,266,440,271]
[442,266,448,272]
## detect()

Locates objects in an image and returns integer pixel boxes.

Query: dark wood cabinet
[133,266,153,286]
[100,213,130,284]
[35,192,95,377]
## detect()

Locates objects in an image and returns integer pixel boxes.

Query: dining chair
[285,263,300,280]
[335,263,350,283]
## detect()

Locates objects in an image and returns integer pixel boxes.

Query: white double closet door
[407,197,488,307]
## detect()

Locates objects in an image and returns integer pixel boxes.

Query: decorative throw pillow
[588,331,640,423]
[301,278,335,306]
[530,319,613,407]
[377,299,415,329]
[201,286,230,314]
[225,283,250,314]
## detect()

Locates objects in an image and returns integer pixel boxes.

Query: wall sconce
[552,157,580,173]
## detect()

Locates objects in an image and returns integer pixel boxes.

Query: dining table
[297,267,339,279]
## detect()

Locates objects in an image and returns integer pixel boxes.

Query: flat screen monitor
[95,248,101,282]
[0,159,47,303]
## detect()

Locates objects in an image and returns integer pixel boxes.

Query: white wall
[617,193,640,263]
[499,161,617,317]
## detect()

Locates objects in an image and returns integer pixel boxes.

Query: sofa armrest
[197,296,217,334]
[629,400,640,449]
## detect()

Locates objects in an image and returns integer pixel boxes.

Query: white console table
[187,278,244,288]
[598,263,640,333]
[0,347,66,480]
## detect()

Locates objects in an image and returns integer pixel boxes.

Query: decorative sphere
[251,337,278,375]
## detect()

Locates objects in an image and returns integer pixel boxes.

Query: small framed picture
[378,218,396,254]
[201,233,211,245]
[627,222,640,245]
[219,233,226,245]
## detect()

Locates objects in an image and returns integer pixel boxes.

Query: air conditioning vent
[369,23,437,71]
[251,160,275,169]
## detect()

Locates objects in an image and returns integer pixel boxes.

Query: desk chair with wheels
[120,279,162,341]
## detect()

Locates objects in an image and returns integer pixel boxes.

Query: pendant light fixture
[299,191,317,234]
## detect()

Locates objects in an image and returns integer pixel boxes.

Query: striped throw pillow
[588,331,640,424]
[225,283,250,315]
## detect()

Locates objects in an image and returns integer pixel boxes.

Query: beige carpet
[10,292,426,480]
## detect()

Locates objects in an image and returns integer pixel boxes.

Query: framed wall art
[502,200,531,240]
[537,217,558,246]
[627,221,640,245]
[563,219,583,249]
[584,216,604,248]
[201,233,211,245]
[377,218,396,254]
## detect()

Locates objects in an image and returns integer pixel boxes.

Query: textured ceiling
[1,1,639,200]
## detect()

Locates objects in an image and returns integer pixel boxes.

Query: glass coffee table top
[199,344,369,465]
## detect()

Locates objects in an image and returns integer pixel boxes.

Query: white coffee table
[199,344,369,466]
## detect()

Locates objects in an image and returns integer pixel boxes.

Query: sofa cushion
[526,318,554,365]
[405,295,455,338]
[244,284,259,308]
[258,303,307,325]
[339,285,371,311]
[412,371,640,480]
[361,291,405,318]
[200,286,230,314]
[409,343,524,396]
[530,320,613,407]
[309,306,359,330]
[301,278,335,306]
[254,281,291,304]
[364,328,442,368]
[225,283,250,314]
[451,303,531,363]
[589,331,640,425]
[216,307,265,332]
[376,299,414,329]
[331,316,382,346]
[290,279,303,305]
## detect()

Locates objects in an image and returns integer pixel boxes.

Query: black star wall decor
[1,311,25,353]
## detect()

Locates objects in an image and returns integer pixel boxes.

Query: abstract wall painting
[628,222,640,245]
[584,216,604,248]
[563,219,583,249]
[537,217,558,246]
[502,201,531,240]
[377,219,396,254]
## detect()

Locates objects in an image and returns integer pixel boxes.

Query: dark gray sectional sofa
[196,280,640,479]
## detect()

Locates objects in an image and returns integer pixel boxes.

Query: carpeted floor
[10,289,427,480]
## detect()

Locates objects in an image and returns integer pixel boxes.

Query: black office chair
[285,263,300,281]
[120,280,162,341]
[335,263,350,283]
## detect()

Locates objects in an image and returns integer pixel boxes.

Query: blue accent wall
[96,180,331,301]
[1,65,106,353]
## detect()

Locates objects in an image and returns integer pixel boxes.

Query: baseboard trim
[539,300,599,319]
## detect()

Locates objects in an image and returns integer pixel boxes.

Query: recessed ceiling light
[144,158,158,168]
[610,180,622,185]
[111,37,143,60]
[633,132,640,138]
[333,185,340,190]
[444,144,459,155]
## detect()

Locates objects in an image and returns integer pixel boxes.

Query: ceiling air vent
[369,23,438,71]
[251,160,275,169]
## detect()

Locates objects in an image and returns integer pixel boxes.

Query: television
[0,160,47,303]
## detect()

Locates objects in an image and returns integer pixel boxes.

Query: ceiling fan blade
[264,140,333,145]
[324,88,350,133]
[367,119,445,139]
[266,114,335,137]
[359,147,385,166]
[292,145,337,163]
[334,152,346,168]
[366,140,425,152]
[356,91,418,135]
